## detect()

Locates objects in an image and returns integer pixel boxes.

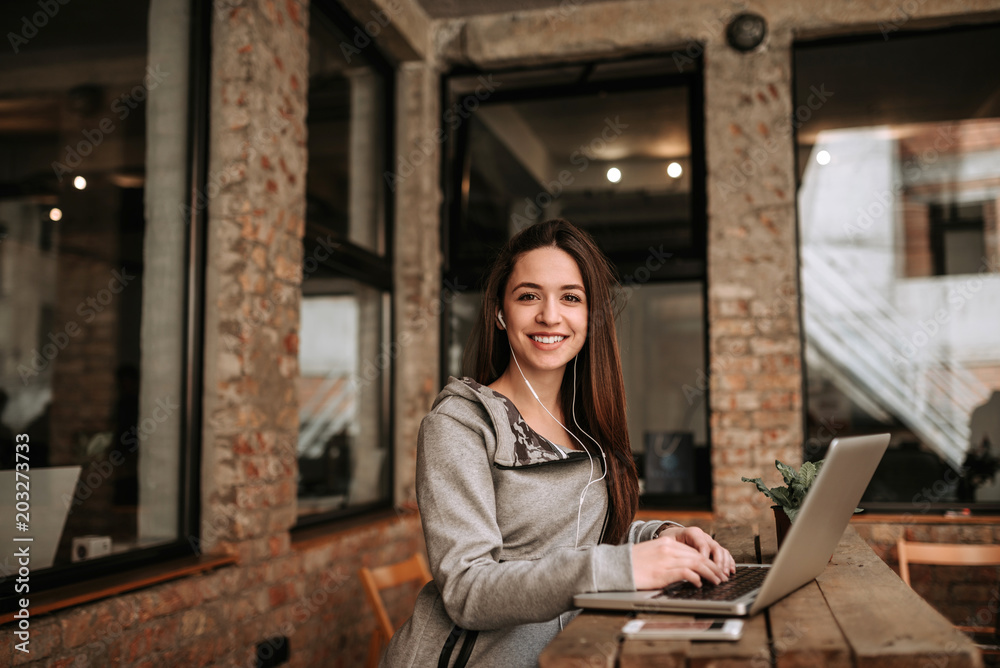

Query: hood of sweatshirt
[433,376,592,469]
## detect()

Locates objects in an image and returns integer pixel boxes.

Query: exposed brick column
[703,31,803,522]
[201,0,309,559]
[393,61,444,505]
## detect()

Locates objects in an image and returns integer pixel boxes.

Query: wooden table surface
[540,523,985,668]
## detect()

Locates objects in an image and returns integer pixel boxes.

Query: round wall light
[607,167,622,183]
[726,13,767,52]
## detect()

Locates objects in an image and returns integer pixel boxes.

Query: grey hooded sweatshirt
[381,377,674,668]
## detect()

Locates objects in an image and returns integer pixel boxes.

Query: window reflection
[795,26,1000,505]
[297,285,387,516]
[0,0,189,572]
[445,60,710,507]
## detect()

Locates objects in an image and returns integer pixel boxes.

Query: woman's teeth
[531,335,565,344]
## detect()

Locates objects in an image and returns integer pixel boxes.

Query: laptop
[574,433,890,616]
[0,465,82,571]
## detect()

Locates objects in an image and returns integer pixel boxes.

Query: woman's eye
[516,293,537,301]
[564,294,583,303]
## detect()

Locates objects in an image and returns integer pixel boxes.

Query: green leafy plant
[742,459,861,523]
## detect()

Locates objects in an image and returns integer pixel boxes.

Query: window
[296,1,394,524]
[794,24,1000,510]
[443,55,711,509]
[928,200,988,277]
[0,0,205,597]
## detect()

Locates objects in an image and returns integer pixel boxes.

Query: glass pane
[620,282,710,503]
[306,8,386,255]
[297,281,388,518]
[0,0,189,571]
[795,25,1000,506]
[445,65,708,507]
[448,85,696,283]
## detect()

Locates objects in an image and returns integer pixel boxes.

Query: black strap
[453,629,479,668]
[437,625,464,668]
[437,624,479,668]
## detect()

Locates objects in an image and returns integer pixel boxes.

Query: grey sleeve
[417,412,635,631]
[626,520,685,543]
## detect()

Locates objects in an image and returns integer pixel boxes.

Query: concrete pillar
[393,61,443,505]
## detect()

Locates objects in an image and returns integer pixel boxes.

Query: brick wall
[0,512,424,667]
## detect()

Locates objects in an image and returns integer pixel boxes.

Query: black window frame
[0,0,212,609]
[791,22,1000,516]
[293,0,397,529]
[439,52,712,511]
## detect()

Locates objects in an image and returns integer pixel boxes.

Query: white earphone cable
[506,341,606,548]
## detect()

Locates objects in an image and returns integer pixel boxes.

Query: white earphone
[502,332,607,548]
[497,311,506,329]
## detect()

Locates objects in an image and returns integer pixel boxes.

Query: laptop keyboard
[655,566,768,602]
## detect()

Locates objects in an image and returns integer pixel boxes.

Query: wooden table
[541,523,985,667]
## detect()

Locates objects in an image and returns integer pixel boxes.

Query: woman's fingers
[633,538,729,589]
[676,527,737,575]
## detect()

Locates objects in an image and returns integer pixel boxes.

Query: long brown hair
[465,219,639,544]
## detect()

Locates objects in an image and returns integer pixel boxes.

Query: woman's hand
[631,526,737,590]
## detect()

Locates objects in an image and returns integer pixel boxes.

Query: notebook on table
[574,433,890,616]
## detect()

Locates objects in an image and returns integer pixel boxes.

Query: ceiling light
[667,162,683,178]
[816,150,831,165]
[73,176,87,190]
[606,167,622,183]
[49,208,63,222]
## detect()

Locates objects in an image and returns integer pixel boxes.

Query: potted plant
[742,459,861,547]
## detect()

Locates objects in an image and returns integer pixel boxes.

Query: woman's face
[500,247,588,376]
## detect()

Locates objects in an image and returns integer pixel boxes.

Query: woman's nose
[537,298,560,324]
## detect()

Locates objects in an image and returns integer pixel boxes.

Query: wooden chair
[897,538,1000,656]
[359,552,432,668]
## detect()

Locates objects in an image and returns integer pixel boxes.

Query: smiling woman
[381,219,734,668]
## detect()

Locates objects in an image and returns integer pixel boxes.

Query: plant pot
[772,505,791,549]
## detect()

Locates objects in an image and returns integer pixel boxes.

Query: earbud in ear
[497,311,506,329]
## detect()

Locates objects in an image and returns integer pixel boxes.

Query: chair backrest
[359,552,433,641]
[897,538,1000,637]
